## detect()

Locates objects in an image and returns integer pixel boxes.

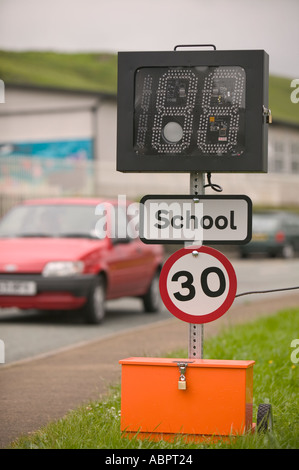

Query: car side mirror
[112,236,131,245]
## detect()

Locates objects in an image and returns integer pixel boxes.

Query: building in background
[0,52,299,215]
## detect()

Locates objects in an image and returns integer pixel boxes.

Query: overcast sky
[0,0,298,78]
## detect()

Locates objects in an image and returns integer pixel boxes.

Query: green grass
[0,50,117,94]
[269,75,299,126]
[10,308,299,449]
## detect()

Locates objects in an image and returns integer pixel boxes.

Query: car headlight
[42,261,85,277]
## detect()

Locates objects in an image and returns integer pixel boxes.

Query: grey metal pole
[187,171,204,359]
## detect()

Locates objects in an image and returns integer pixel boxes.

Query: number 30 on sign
[159,246,237,324]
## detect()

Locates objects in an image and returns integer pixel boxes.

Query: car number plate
[252,233,268,241]
[0,281,37,296]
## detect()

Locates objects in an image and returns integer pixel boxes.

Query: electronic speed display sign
[135,66,246,157]
[117,50,270,173]
[159,246,237,324]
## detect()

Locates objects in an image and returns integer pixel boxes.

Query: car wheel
[142,270,161,313]
[83,275,106,324]
[281,243,295,259]
[257,403,273,433]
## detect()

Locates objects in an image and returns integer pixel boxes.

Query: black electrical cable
[201,172,299,299]
[204,173,223,192]
[235,286,299,298]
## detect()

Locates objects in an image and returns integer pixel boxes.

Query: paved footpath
[1,293,299,448]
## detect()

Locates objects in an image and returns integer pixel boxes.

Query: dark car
[240,211,299,258]
[0,198,164,323]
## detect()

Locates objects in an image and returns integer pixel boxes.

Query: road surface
[1,257,299,364]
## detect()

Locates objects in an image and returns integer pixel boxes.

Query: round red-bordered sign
[159,246,237,324]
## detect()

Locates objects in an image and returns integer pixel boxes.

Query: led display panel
[117,50,269,173]
[134,66,246,158]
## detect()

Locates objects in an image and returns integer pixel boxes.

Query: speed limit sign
[159,246,237,324]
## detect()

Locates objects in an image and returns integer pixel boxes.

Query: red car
[0,198,164,323]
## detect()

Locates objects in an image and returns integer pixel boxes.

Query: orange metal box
[119,357,255,439]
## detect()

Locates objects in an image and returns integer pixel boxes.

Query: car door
[288,215,299,252]
[105,204,154,299]
[294,218,299,252]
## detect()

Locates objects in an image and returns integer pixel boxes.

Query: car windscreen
[252,214,280,232]
[0,204,105,238]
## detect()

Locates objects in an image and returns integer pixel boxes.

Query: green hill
[0,50,298,125]
[269,75,299,126]
[0,50,117,95]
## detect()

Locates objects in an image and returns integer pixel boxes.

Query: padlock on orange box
[119,357,255,440]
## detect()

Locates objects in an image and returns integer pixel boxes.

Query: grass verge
[10,308,299,449]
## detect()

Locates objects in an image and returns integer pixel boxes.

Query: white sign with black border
[139,195,252,245]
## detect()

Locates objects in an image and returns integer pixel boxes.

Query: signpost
[118,45,273,440]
